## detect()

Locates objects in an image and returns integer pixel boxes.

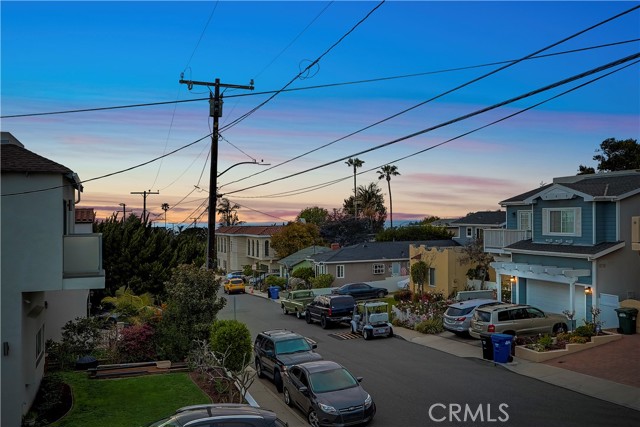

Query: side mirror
[356,377,363,383]
[299,386,309,395]
[265,350,274,357]
[311,343,318,349]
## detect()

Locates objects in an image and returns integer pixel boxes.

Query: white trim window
[372,263,385,275]
[36,324,45,367]
[542,207,581,236]
[336,265,345,278]
[466,227,472,238]
[428,268,436,287]
[518,210,532,231]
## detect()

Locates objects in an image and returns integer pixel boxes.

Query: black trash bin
[615,307,638,335]
[479,332,494,360]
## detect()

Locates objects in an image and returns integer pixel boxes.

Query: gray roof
[1,134,72,175]
[502,171,640,204]
[310,240,459,263]
[506,239,623,258]
[451,210,505,226]
[277,246,331,268]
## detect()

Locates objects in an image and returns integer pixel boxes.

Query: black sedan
[283,360,376,427]
[331,282,388,300]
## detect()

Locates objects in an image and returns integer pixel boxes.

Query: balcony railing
[63,234,105,289]
[484,229,531,253]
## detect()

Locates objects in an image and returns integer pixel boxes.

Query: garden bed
[515,331,621,363]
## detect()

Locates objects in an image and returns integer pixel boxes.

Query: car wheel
[283,388,292,407]
[320,316,329,329]
[308,410,320,427]
[388,327,394,338]
[306,312,313,324]
[274,370,283,393]
[377,290,386,298]
[255,359,264,378]
[363,329,371,340]
[553,323,568,334]
[282,305,288,315]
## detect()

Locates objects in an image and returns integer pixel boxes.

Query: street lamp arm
[217,161,270,178]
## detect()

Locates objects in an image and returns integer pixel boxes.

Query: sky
[2,1,639,228]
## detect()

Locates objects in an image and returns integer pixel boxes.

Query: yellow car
[224,278,246,294]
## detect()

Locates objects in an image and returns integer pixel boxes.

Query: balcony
[63,233,105,290]
[484,229,531,254]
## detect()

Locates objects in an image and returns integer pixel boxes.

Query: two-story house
[1,132,105,426]
[216,225,284,273]
[487,170,640,328]
[451,210,506,246]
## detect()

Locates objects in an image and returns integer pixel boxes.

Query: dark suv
[305,294,356,329]
[254,329,322,392]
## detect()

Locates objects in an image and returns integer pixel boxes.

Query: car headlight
[364,394,372,409]
[319,403,338,414]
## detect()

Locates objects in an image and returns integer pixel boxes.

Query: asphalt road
[219,292,640,427]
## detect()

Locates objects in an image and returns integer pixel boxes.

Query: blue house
[487,170,640,328]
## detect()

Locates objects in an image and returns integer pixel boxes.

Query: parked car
[331,283,388,300]
[469,303,568,339]
[226,271,246,282]
[254,329,323,392]
[224,278,246,294]
[281,289,316,319]
[443,299,501,336]
[250,273,279,286]
[305,295,356,329]
[146,403,287,427]
[283,360,376,427]
[350,301,393,340]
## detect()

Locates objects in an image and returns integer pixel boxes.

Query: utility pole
[179,77,254,270]
[131,190,159,224]
[119,203,126,223]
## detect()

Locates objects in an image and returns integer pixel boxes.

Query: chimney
[330,243,340,251]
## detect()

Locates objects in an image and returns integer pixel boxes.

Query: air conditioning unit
[633,216,640,251]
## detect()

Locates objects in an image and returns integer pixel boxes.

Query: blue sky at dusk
[2,1,639,226]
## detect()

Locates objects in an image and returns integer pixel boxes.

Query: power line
[2,39,636,120]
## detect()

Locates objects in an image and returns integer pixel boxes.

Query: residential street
[219,292,640,427]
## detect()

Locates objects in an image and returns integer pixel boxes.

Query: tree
[343,183,387,233]
[411,261,428,295]
[345,157,365,218]
[161,203,170,228]
[376,224,452,241]
[297,206,329,227]
[209,320,253,373]
[217,198,244,226]
[377,164,400,228]
[155,264,226,361]
[578,138,639,174]
[270,222,322,259]
[320,208,372,246]
[458,238,494,289]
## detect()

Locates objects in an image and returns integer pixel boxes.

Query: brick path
[543,333,640,388]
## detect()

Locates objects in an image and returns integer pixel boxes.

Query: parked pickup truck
[280,290,316,319]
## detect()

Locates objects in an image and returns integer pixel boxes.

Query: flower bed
[515,331,621,363]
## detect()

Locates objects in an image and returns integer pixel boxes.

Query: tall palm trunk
[386,177,393,228]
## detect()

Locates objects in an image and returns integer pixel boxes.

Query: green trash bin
[614,307,638,335]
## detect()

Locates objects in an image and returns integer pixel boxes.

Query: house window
[543,208,581,236]
[466,227,472,238]
[264,241,270,257]
[428,268,436,288]
[251,240,255,256]
[336,265,344,278]
[518,210,532,231]
[36,325,44,367]
[247,241,251,256]
[372,264,385,275]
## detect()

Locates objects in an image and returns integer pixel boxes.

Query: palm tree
[345,157,365,218]
[217,198,243,226]
[357,182,386,232]
[161,203,170,228]
[377,164,400,228]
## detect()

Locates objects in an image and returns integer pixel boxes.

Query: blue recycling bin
[269,286,280,299]
[491,333,513,363]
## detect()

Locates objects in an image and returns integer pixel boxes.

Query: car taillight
[455,317,466,321]
[488,325,495,333]
[328,307,332,316]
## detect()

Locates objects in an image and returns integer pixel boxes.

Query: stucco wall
[409,245,475,297]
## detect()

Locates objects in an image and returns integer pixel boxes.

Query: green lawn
[51,371,210,427]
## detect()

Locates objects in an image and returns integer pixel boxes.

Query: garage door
[527,279,586,324]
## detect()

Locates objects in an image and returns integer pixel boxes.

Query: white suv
[469,303,568,339]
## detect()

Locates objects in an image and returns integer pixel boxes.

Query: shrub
[415,318,444,334]
[394,289,412,301]
[309,273,334,289]
[574,324,595,338]
[569,335,589,344]
[116,323,157,363]
[210,320,252,373]
[291,267,315,282]
[264,275,287,289]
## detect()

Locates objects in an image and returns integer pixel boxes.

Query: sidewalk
[245,290,640,420]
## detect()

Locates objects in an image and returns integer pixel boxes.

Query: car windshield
[310,368,358,393]
[275,338,311,355]
[474,310,491,322]
[446,306,473,316]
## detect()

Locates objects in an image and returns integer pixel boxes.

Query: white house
[1,132,105,426]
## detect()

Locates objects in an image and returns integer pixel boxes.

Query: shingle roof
[216,225,285,236]
[1,141,73,175]
[310,240,459,263]
[451,210,505,226]
[501,171,640,204]
[506,239,623,257]
[277,246,331,268]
